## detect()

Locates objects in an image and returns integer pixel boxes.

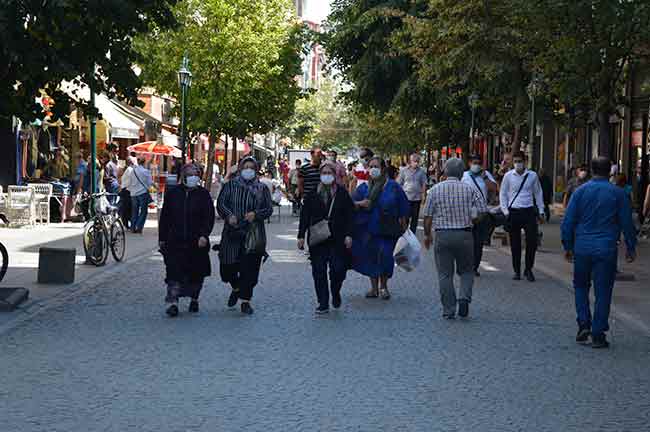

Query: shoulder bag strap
[508,173,530,211]
[470,175,486,202]
[326,192,337,220]
[132,167,149,191]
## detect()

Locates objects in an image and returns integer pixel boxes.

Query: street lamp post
[468,93,479,153]
[177,55,193,161]
[527,76,542,170]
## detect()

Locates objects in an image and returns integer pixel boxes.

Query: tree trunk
[598,110,612,159]
[204,129,217,192]
[230,135,237,168]
[512,88,527,155]
[224,135,229,174]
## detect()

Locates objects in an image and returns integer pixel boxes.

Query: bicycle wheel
[0,241,8,283]
[83,219,109,266]
[110,219,126,262]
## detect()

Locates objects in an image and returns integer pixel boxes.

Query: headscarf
[317,161,338,204]
[234,156,266,196]
[367,157,387,209]
[179,162,202,185]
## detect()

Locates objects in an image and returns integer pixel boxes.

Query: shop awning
[94,95,142,139]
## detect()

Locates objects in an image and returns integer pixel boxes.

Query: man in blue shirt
[561,157,637,349]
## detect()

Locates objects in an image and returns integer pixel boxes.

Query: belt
[435,228,471,232]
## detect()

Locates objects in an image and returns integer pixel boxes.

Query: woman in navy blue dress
[352,157,410,299]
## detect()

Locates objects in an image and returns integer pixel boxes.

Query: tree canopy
[324,0,650,158]
[136,0,307,139]
[0,0,178,124]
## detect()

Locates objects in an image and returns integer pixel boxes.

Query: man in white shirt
[462,154,497,276]
[499,151,545,281]
[121,156,153,233]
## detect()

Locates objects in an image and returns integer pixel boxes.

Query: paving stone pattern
[1,219,649,432]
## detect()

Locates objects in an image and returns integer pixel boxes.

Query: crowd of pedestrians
[153,145,641,350]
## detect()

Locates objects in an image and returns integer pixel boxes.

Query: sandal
[365,289,379,298]
[380,289,391,300]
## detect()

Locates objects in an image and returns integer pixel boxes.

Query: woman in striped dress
[216,157,273,315]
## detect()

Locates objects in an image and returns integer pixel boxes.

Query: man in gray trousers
[423,158,487,319]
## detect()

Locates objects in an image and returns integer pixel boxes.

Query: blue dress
[351,180,410,278]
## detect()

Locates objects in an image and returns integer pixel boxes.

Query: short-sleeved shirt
[424,178,487,230]
[299,163,321,196]
[398,167,428,201]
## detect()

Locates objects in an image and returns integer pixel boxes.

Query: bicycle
[0,213,8,282]
[81,193,127,266]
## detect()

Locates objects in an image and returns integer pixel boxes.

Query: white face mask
[241,168,256,181]
[514,162,525,172]
[320,174,335,185]
[470,164,482,174]
[184,175,200,188]
[369,167,382,178]
[578,171,587,179]
[327,156,336,162]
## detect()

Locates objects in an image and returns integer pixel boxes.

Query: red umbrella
[127,141,182,158]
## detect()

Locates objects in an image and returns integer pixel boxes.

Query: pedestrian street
[1,218,649,432]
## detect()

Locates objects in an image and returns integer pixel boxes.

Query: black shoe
[316,305,329,315]
[474,270,481,277]
[443,313,456,320]
[524,269,536,282]
[166,304,179,317]
[227,291,239,308]
[576,327,591,344]
[458,300,469,318]
[332,291,342,309]
[592,333,610,349]
[241,302,254,315]
[188,300,199,313]
[513,273,521,280]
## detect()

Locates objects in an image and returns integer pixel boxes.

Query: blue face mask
[184,175,200,188]
[241,168,256,181]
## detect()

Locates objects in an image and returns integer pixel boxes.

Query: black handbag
[378,208,404,238]
[244,221,266,255]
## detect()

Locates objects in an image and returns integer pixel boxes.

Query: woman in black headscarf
[216,157,273,315]
[159,163,216,317]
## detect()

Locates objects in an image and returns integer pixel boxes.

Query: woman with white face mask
[216,157,273,315]
[351,156,410,300]
[297,162,355,314]
[159,163,216,317]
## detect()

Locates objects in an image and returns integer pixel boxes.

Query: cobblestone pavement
[1,217,649,432]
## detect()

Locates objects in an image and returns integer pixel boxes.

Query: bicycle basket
[95,195,111,215]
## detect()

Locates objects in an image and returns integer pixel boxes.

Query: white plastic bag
[393,230,422,272]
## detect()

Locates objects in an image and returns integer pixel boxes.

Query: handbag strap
[132,167,149,191]
[326,192,336,220]
[508,173,529,211]
[470,174,486,202]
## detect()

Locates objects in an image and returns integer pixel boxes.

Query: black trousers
[472,220,489,271]
[310,243,348,308]
[407,200,422,234]
[220,253,263,301]
[508,207,539,274]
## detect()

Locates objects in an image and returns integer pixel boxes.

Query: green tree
[529,0,650,157]
[324,0,472,154]
[0,0,178,125]
[137,0,305,137]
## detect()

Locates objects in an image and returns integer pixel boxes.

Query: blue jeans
[573,253,617,336]
[310,243,348,308]
[131,193,150,232]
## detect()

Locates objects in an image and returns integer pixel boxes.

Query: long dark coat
[159,185,216,282]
